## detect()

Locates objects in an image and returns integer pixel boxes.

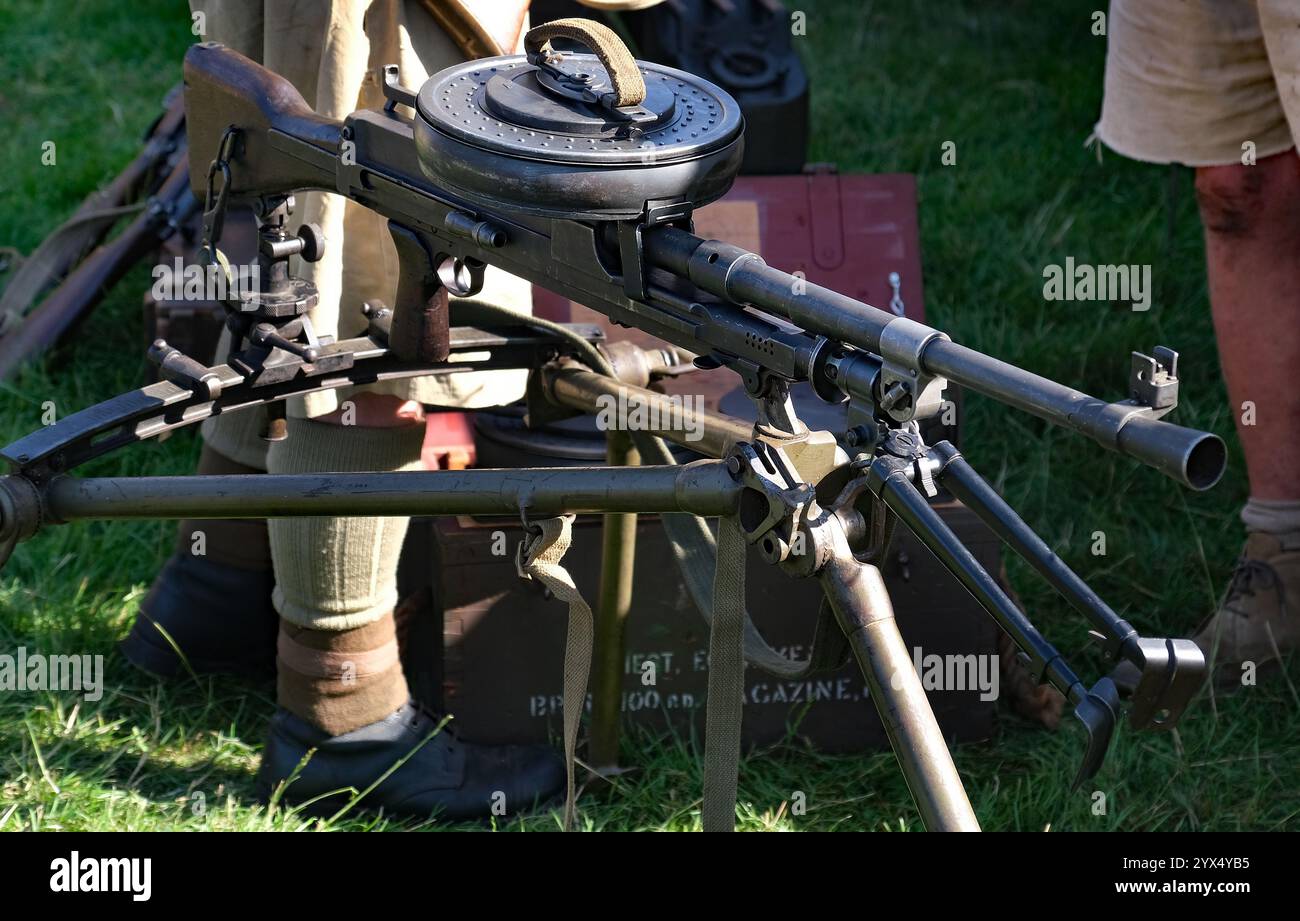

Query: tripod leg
[819,543,981,831]
[866,456,1125,784]
[929,441,1137,658]
[870,459,1084,698]
[590,431,639,772]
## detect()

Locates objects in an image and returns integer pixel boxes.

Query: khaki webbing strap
[524,18,647,108]
[702,515,746,832]
[658,510,851,679]
[0,203,143,335]
[520,514,591,831]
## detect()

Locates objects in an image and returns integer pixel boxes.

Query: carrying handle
[524,18,646,107]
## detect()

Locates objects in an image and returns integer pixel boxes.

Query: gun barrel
[643,226,1226,491]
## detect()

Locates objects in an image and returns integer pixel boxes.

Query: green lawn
[0,0,1295,832]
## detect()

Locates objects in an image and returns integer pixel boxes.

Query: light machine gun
[0,19,1225,831]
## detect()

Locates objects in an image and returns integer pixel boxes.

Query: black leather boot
[121,551,278,678]
[256,700,566,821]
[120,447,278,679]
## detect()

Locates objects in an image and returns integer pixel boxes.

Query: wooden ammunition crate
[399,502,999,753]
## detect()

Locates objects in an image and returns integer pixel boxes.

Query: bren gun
[0,21,1224,830]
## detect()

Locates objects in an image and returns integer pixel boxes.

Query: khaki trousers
[192,0,532,425]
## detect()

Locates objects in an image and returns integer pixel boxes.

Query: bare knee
[1195,152,1300,238]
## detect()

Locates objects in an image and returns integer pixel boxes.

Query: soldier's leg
[124,0,375,679]
[265,413,422,735]
[1191,0,1300,669]
[255,408,563,819]
[1190,155,1300,670]
[1097,0,1300,675]
[120,0,346,679]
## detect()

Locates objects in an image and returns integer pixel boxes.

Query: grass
[0,0,1297,832]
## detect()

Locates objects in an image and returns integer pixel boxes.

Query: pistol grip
[388,223,450,363]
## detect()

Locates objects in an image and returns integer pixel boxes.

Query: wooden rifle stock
[183,42,343,199]
[0,163,197,380]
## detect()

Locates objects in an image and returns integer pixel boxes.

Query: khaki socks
[266,416,425,734]
[1241,497,1300,543]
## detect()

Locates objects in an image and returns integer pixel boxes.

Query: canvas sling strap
[519,510,754,832]
[0,203,144,336]
[656,506,851,832]
[518,514,591,830]
[701,513,746,832]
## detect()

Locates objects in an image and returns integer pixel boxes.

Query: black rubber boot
[256,700,566,821]
[120,552,278,679]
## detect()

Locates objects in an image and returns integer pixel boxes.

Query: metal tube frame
[0,383,994,828]
[590,430,639,772]
[39,464,739,521]
[5,446,987,829]
[817,517,981,831]
[0,341,1217,832]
